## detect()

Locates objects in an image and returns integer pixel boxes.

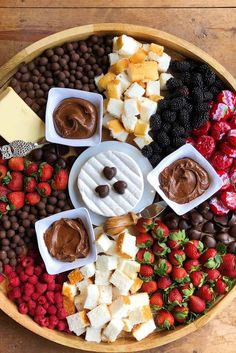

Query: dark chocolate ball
[202,235,217,248]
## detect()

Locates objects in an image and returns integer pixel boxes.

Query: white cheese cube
[87,304,111,328]
[116,34,142,57]
[124,98,139,117]
[125,82,145,99]
[152,52,171,73]
[132,319,156,341]
[139,97,157,122]
[110,269,134,293]
[103,319,124,342]
[118,259,140,280]
[108,52,120,65]
[95,270,111,286]
[96,255,118,271]
[121,114,138,133]
[96,233,114,254]
[85,327,102,343]
[80,263,96,278]
[146,80,160,96]
[109,296,130,319]
[98,285,113,305]
[116,72,131,92]
[133,135,153,150]
[160,73,174,90]
[107,98,124,118]
[84,284,99,310]
[94,74,104,91]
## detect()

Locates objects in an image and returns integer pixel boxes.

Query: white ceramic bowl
[45,87,103,146]
[147,144,223,215]
[35,208,97,275]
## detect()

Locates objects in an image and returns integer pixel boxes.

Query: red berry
[38,162,53,181]
[34,266,43,276]
[210,121,231,141]
[210,151,233,171]
[220,191,236,210]
[171,267,189,283]
[46,291,55,303]
[184,240,204,259]
[4,264,13,275]
[220,141,236,158]
[152,221,169,240]
[57,308,67,319]
[41,273,55,284]
[168,249,186,266]
[195,135,216,159]
[184,259,200,273]
[136,249,155,264]
[38,317,49,327]
[155,310,174,329]
[139,264,154,281]
[167,230,187,250]
[156,276,172,290]
[28,275,38,285]
[221,253,236,271]
[51,168,68,190]
[141,280,158,294]
[25,266,34,276]
[48,315,59,329]
[8,157,24,171]
[48,304,57,315]
[21,256,34,268]
[35,282,47,294]
[216,170,231,191]
[37,182,52,197]
[210,102,231,122]
[136,218,155,233]
[199,248,222,269]
[217,90,236,112]
[136,233,154,248]
[173,306,189,323]
[24,177,37,193]
[25,192,41,205]
[152,241,170,256]
[209,196,230,216]
[19,273,29,282]
[31,292,40,301]
[154,259,172,276]
[57,320,67,331]
[149,291,163,311]
[168,288,183,306]
[192,121,211,136]
[215,278,228,294]
[24,283,35,296]
[188,295,206,313]
[35,305,46,317]
[196,284,214,302]
[227,129,236,147]
[205,268,220,282]
[18,303,28,314]
[8,287,21,299]
[24,161,38,176]
[8,191,25,210]
[9,276,20,287]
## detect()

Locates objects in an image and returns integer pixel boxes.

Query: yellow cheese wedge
[0,87,45,143]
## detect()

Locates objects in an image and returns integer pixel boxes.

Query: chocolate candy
[95,185,109,198]
[227,241,236,253]
[103,166,117,180]
[202,235,217,248]
[215,232,230,244]
[202,221,215,233]
[187,229,201,240]
[229,224,236,238]
[190,211,203,225]
[113,181,127,195]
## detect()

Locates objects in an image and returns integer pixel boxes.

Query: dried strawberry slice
[210,121,231,141]
[210,102,231,122]
[227,129,236,147]
[220,191,236,210]
[216,170,231,190]
[195,135,216,159]
[229,113,236,129]
[209,196,230,215]
[186,137,195,145]
[229,166,236,188]
[192,121,211,136]
[217,90,236,112]
[211,151,233,170]
[220,142,236,158]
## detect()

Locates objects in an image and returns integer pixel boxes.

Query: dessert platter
[0,24,236,352]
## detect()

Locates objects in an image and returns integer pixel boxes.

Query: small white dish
[35,208,97,275]
[45,87,103,147]
[68,141,156,226]
[147,144,223,216]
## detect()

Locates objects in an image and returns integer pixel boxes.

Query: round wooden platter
[0,23,236,352]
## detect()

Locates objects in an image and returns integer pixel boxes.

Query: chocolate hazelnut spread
[53,98,97,139]
[159,158,210,204]
[44,218,90,262]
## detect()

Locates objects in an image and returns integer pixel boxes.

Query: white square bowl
[147,144,223,216]
[45,87,103,146]
[35,208,97,275]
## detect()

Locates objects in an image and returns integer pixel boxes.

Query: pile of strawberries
[189,90,236,214]
[135,217,236,329]
[0,156,68,215]
[2,250,69,331]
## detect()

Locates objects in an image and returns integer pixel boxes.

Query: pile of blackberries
[142,59,225,167]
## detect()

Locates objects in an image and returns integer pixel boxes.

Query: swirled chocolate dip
[159,158,210,204]
[53,98,97,139]
[44,218,90,262]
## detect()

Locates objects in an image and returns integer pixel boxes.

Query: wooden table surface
[0,1,236,352]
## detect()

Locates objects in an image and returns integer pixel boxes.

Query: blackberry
[150,141,162,154]
[141,145,153,158]
[198,63,211,74]
[192,87,204,104]
[149,154,162,167]
[162,110,176,123]
[181,72,191,85]
[158,99,170,111]
[194,103,210,112]
[204,70,216,86]
[209,85,221,97]
[172,136,186,148]
[214,77,225,89]
[161,122,172,132]
[172,60,191,72]
[191,72,204,88]
[164,146,175,155]
[171,125,186,137]
[169,85,189,98]
[150,114,162,129]
[191,111,209,128]
[186,59,199,71]
[170,97,187,111]
[184,123,192,134]
[203,91,214,101]
[157,131,170,147]
[184,103,193,113]
[166,78,183,91]
[178,109,190,125]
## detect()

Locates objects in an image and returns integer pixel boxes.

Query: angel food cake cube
[95,270,112,285]
[116,232,138,259]
[114,34,142,56]
[80,263,96,278]
[132,319,156,341]
[98,285,113,305]
[87,304,111,328]
[66,310,90,336]
[109,296,130,319]
[110,269,134,293]
[96,233,114,254]
[84,284,100,310]
[103,319,124,342]
[96,255,118,271]
[85,327,102,343]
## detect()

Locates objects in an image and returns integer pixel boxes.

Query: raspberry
[210,102,231,122]
[48,315,59,329]
[216,170,231,191]
[18,303,28,314]
[46,291,55,303]
[54,292,63,307]
[195,135,216,159]
[22,295,31,302]
[35,305,46,317]
[21,257,34,268]
[27,300,36,311]
[8,287,21,299]
[28,275,38,285]
[56,273,67,284]
[38,295,47,306]
[0,273,5,283]
[55,284,63,292]
[48,305,57,315]
[41,273,55,284]
[25,266,34,276]
[57,308,67,319]
[34,266,43,276]
[23,283,34,296]
[16,265,23,275]
[9,276,20,287]
[57,320,67,332]
[7,271,17,280]
[210,151,233,170]
[4,264,13,275]
[35,282,47,294]
[31,292,40,301]
[47,282,56,291]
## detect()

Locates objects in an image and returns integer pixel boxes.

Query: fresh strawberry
[156,276,172,290]
[209,196,230,216]
[192,121,211,136]
[173,306,189,323]
[195,135,216,159]
[51,168,68,190]
[24,177,36,193]
[152,241,170,257]
[215,278,229,294]
[216,170,231,191]
[7,191,25,210]
[171,267,189,283]
[204,269,220,283]
[179,283,195,299]
[154,259,172,276]
[24,160,38,176]
[190,271,206,287]
[0,201,7,214]
[136,218,155,232]
[25,192,41,205]
[210,121,231,141]
[155,310,174,329]
[139,264,154,281]
[188,295,206,314]
[136,249,155,264]
[141,280,157,294]
[224,268,236,278]
[199,248,222,269]
[184,259,200,273]
[150,291,163,311]
[37,182,52,197]
[152,221,169,240]
[221,253,236,271]
[168,249,186,266]
[136,233,154,248]
[8,157,24,171]
[196,284,214,302]
[3,171,23,191]
[168,288,183,306]
[0,157,6,165]
[38,162,53,182]
[220,190,236,210]
[167,230,187,250]
[184,240,204,259]
[210,151,233,171]
[0,165,8,180]
[0,185,10,198]
[227,129,236,147]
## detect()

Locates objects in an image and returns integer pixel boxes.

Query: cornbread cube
[116,72,131,92]
[115,34,141,56]
[121,114,138,133]
[124,98,139,117]
[139,97,157,122]
[129,305,153,326]
[148,52,171,73]
[107,79,122,99]
[130,49,147,64]
[102,113,114,129]
[67,311,90,336]
[110,269,134,293]
[116,232,138,259]
[160,73,174,90]
[107,98,124,118]
[146,80,160,97]
[74,294,86,312]
[125,82,145,99]
[99,72,116,90]
[128,61,158,82]
[132,319,156,341]
[94,73,104,91]
[103,319,124,342]
[98,285,113,305]
[96,255,118,271]
[84,284,100,310]
[95,270,112,286]
[130,277,143,294]
[118,259,140,280]
[109,296,130,319]
[149,43,164,56]
[62,282,77,300]
[107,119,128,142]
[129,293,150,309]
[85,327,102,343]
[63,296,76,316]
[96,232,114,254]
[110,58,129,75]
[87,304,111,328]
[134,120,149,137]
[68,268,84,285]
[80,263,96,278]
[108,52,120,65]
[133,135,153,150]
